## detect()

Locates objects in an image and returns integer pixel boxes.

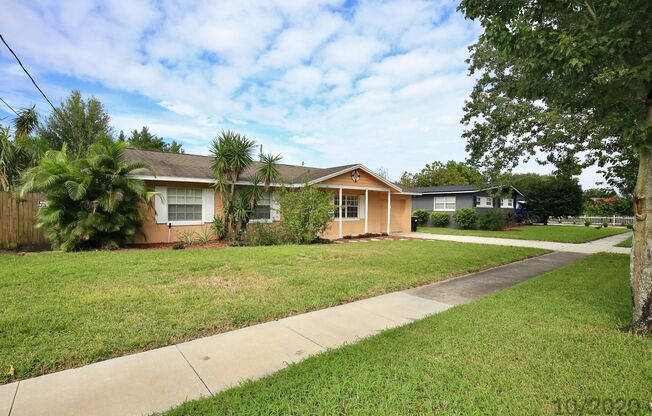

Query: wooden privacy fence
[0,192,48,248]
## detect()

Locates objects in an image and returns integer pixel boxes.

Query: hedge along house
[124,148,416,243]
[411,184,524,227]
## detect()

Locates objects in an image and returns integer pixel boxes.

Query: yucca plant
[0,106,47,191]
[14,106,39,139]
[18,138,154,251]
[0,126,19,191]
[259,153,282,191]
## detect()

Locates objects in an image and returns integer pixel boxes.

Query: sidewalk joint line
[277,321,326,350]
[175,345,213,396]
[8,380,19,416]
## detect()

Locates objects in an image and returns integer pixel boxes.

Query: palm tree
[19,139,154,251]
[210,130,257,234]
[259,153,282,191]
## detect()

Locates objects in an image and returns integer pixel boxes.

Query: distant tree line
[0,90,183,191]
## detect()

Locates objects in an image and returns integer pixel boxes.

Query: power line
[0,97,19,116]
[0,33,57,112]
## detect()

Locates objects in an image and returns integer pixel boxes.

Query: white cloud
[319,35,387,72]
[0,0,607,187]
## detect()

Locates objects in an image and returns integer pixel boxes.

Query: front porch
[319,185,412,239]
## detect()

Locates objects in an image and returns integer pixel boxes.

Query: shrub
[505,211,516,225]
[477,208,506,231]
[245,223,288,246]
[6,242,19,251]
[453,208,477,229]
[177,231,196,245]
[430,212,450,227]
[18,139,153,251]
[278,184,333,244]
[228,229,246,246]
[171,242,185,250]
[412,209,429,225]
[626,224,633,229]
[584,219,591,227]
[602,221,609,228]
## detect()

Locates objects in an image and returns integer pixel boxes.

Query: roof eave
[308,164,403,192]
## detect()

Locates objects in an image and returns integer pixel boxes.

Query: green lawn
[617,236,633,248]
[0,241,546,383]
[417,224,628,243]
[162,253,651,416]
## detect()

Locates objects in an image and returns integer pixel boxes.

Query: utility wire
[0,97,19,116]
[0,33,57,112]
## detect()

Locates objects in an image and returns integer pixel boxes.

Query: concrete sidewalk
[400,231,632,255]
[2,251,588,416]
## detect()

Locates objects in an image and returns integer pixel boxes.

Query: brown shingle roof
[124,148,358,185]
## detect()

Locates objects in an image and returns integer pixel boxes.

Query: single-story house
[124,148,417,243]
[411,184,524,227]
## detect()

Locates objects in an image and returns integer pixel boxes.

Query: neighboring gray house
[411,184,524,227]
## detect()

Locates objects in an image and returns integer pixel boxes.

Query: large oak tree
[458,0,652,332]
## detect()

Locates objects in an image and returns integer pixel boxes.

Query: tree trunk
[629,92,652,333]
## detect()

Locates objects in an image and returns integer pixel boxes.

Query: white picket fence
[561,215,634,226]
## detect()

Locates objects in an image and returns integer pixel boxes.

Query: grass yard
[417,224,628,243]
[617,236,633,248]
[162,253,652,416]
[0,240,546,383]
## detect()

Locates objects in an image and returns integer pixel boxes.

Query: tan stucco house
[124,148,417,243]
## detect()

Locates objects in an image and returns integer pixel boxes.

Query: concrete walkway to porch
[1,246,599,416]
[399,230,632,255]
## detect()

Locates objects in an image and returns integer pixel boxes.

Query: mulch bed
[123,240,229,251]
[333,234,423,243]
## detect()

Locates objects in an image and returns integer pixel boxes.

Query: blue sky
[0,0,603,185]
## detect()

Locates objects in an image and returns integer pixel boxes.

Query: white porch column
[339,187,343,238]
[387,190,391,234]
[364,189,369,234]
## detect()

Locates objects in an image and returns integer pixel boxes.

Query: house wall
[136,180,222,244]
[136,174,412,243]
[391,194,412,233]
[411,190,518,229]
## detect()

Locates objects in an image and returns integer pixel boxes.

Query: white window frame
[167,187,203,225]
[433,196,456,211]
[334,194,360,220]
[476,196,494,208]
[500,198,514,208]
[249,192,273,223]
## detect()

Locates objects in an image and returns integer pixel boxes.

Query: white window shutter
[155,186,167,224]
[202,188,215,223]
[358,194,365,219]
[271,192,281,221]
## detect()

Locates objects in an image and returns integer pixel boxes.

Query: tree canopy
[123,126,184,153]
[399,160,484,188]
[38,90,113,157]
[458,0,651,191]
[525,176,583,224]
